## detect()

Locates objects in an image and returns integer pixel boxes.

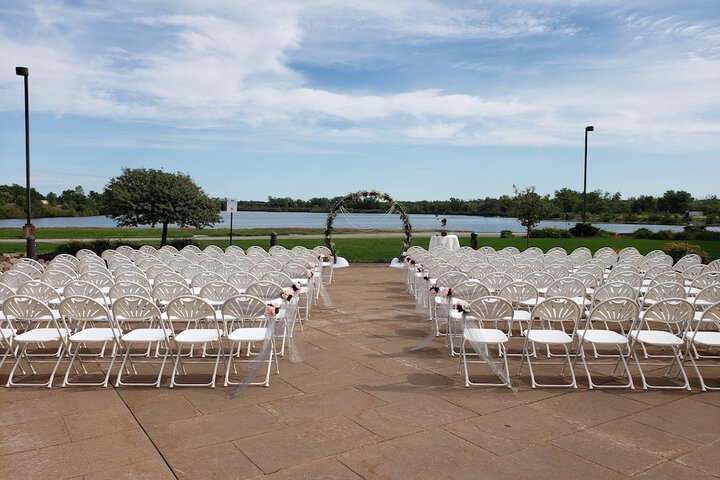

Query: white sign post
[226,198,237,245]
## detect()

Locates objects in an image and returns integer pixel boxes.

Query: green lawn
[2,235,716,263]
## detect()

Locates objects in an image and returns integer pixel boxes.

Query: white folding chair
[3,295,69,387]
[199,281,240,311]
[108,281,151,306]
[222,295,279,387]
[446,280,489,355]
[629,298,694,390]
[59,296,121,387]
[246,280,292,354]
[166,296,226,388]
[684,301,720,391]
[113,295,172,387]
[151,281,192,310]
[519,297,582,388]
[460,296,514,389]
[313,245,335,285]
[574,298,639,389]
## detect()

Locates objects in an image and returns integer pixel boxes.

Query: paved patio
[1,264,718,479]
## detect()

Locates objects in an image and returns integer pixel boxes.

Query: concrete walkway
[1,264,718,479]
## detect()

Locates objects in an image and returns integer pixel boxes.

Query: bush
[500,230,513,238]
[50,239,140,258]
[569,222,600,237]
[52,239,116,257]
[633,228,654,239]
[529,227,572,238]
[653,229,675,240]
[167,238,200,250]
[663,242,709,264]
[633,227,720,241]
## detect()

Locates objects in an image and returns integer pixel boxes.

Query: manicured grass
[2,235,718,263]
[194,236,720,262]
[0,243,60,255]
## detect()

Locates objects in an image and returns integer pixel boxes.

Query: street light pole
[16,66,35,258]
[582,125,594,224]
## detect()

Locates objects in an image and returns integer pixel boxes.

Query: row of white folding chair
[459,295,716,391]
[1,293,282,388]
[424,265,714,344]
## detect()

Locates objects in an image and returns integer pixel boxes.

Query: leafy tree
[102,168,220,246]
[552,188,582,215]
[658,190,693,214]
[510,185,550,247]
[630,195,657,214]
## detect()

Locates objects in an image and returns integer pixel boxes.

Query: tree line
[1,182,718,225]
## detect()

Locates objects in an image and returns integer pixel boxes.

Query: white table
[429,234,460,252]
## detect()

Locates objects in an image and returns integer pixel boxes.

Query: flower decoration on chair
[264,304,281,318]
[318,253,333,264]
[455,303,472,314]
[281,283,302,301]
[430,286,452,297]
[324,189,413,259]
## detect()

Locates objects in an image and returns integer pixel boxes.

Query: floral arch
[325,190,412,258]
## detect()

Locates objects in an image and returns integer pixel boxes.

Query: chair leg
[170,343,184,388]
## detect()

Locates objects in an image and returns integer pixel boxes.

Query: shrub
[50,239,142,258]
[569,222,600,237]
[529,227,571,238]
[663,242,709,264]
[653,229,675,240]
[167,237,200,250]
[633,228,654,239]
[500,230,513,238]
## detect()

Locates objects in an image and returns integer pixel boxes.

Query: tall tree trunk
[526,226,530,248]
[161,222,168,247]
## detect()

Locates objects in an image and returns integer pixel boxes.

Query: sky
[1,0,719,202]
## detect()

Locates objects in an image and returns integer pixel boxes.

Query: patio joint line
[113,387,180,480]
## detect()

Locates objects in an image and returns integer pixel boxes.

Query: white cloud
[0,0,718,155]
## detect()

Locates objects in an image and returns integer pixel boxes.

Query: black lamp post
[16,66,35,258]
[582,125,594,224]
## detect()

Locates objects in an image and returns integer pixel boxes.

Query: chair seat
[629,329,682,346]
[569,296,586,306]
[69,327,121,343]
[511,310,531,321]
[464,328,508,344]
[15,327,66,343]
[685,331,720,347]
[175,329,221,344]
[228,327,270,342]
[524,329,572,345]
[577,329,628,345]
[692,299,714,308]
[122,329,167,343]
[1,327,16,338]
[205,299,227,308]
[519,298,540,308]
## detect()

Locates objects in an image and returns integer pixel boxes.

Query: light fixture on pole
[582,125,594,224]
[16,66,36,258]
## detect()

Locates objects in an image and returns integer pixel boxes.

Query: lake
[0,211,696,234]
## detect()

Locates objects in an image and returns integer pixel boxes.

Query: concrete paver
[1,263,718,479]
